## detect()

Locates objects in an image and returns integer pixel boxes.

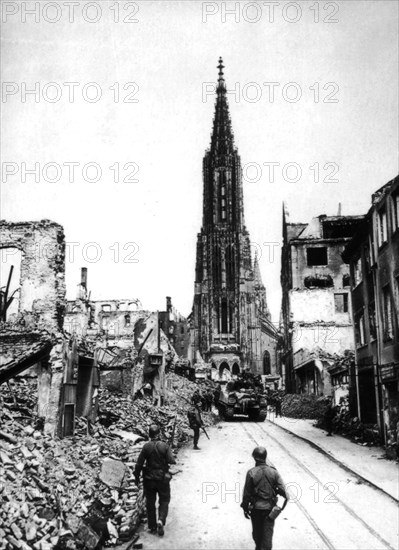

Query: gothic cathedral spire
[202,58,245,230]
[210,57,235,156]
[191,59,277,377]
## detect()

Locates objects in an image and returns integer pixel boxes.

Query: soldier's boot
[157,520,164,537]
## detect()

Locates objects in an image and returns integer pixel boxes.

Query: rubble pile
[281,393,327,419]
[100,372,214,446]
[0,374,215,549]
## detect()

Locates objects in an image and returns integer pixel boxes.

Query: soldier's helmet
[149,424,160,438]
[252,446,267,461]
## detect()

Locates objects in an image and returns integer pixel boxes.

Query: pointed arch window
[215,300,220,333]
[213,244,222,288]
[221,298,228,333]
[229,301,234,333]
[226,244,236,289]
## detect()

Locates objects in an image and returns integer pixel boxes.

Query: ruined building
[65,269,177,399]
[159,297,190,359]
[190,59,278,380]
[280,209,365,398]
[0,220,98,437]
[342,175,399,457]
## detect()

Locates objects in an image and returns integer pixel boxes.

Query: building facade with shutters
[190,59,278,382]
[343,175,399,457]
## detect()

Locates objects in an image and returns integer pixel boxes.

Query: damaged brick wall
[0,220,66,331]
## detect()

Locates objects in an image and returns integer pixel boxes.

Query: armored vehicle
[217,379,267,421]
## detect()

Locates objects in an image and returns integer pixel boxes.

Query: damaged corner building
[0,219,98,437]
[280,211,365,402]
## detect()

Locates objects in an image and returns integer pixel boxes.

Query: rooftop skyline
[2,1,398,320]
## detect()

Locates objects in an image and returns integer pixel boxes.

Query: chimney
[337,203,342,216]
[166,296,172,312]
[76,268,88,300]
[81,267,88,289]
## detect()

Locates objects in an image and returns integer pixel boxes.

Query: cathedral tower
[191,59,277,379]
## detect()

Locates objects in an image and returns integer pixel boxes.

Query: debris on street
[0,373,216,549]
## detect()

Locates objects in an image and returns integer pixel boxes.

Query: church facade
[190,59,279,381]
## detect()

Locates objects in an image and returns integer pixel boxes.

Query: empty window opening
[334,293,348,313]
[0,247,22,322]
[306,247,328,266]
[304,274,333,288]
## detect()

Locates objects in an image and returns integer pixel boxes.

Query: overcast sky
[2,0,398,321]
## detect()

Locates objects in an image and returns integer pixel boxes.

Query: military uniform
[187,406,203,449]
[134,439,176,533]
[241,462,287,550]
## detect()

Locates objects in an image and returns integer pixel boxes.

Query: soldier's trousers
[251,509,275,550]
[143,479,171,529]
[193,426,200,447]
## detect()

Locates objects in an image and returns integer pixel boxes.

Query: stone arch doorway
[219,361,230,381]
[232,363,240,376]
[263,351,271,375]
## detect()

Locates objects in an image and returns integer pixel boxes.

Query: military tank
[217,379,267,421]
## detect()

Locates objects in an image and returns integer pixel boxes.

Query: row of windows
[215,298,234,334]
[351,196,398,287]
[102,313,132,327]
[101,302,139,313]
[331,373,349,387]
[355,279,398,347]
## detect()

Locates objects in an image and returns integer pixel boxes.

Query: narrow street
[137,420,398,550]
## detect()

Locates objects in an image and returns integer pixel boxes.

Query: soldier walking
[324,398,335,436]
[187,405,203,450]
[275,395,282,418]
[205,390,213,412]
[214,384,221,407]
[134,424,176,536]
[241,446,288,550]
[191,388,202,407]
